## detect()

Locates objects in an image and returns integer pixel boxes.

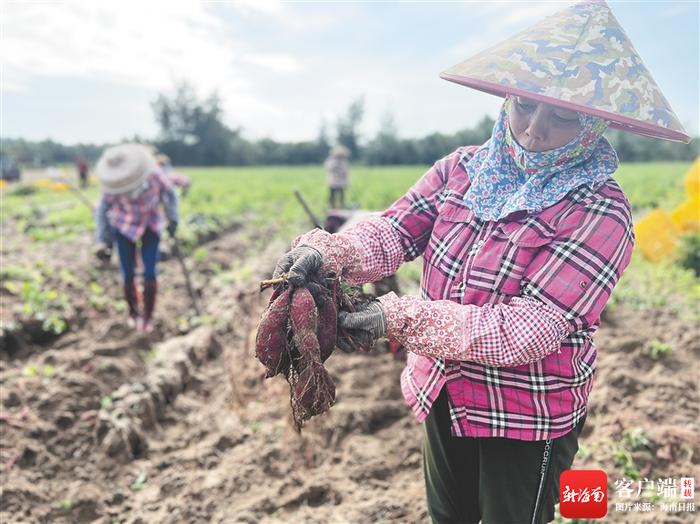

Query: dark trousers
[329,187,345,208]
[113,228,160,284]
[423,388,585,524]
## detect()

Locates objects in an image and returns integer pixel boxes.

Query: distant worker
[75,157,89,188]
[156,153,191,197]
[324,145,350,209]
[94,144,179,333]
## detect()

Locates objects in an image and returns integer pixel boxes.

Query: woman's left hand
[338,300,387,341]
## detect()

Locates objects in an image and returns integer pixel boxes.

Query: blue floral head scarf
[463,96,619,221]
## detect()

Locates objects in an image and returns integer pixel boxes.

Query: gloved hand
[95,243,112,262]
[167,221,178,237]
[338,300,387,340]
[273,245,323,286]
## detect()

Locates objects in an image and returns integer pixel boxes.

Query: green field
[2,161,693,232]
[1,161,698,316]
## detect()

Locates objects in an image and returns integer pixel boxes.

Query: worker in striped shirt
[273,2,689,522]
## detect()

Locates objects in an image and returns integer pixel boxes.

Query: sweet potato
[290,287,321,362]
[316,279,338,362]
[289,286,337,423]
[255,288,291,378]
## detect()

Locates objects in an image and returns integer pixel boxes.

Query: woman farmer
[324,144,351,209]
[274,2,689,523]
[95,143,179,333]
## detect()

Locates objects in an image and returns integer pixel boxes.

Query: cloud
[0,1,301,101]
[1,1,695,143]
[240,53,302,74]
[659,3,696,18]
[439,2,564,66]
[220,0,336,31]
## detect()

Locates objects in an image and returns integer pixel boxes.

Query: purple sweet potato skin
[316,281,338,362]
[255,288,291,378]
[290,287,320,362]
[267,283,285,305]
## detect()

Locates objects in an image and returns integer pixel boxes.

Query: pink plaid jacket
[98,169,177,243]
[295,146,634,440]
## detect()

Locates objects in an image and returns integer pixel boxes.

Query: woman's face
[509,97,581,152]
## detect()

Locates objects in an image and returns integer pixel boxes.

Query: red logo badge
[560,469,608,519]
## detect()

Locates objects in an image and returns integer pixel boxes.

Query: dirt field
[1,217,698,523]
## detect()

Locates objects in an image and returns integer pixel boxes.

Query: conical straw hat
[440,0,689,143]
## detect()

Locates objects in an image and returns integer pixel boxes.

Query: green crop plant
[58,499,73,512]
[0,265,41,282]
[613,447,641,479]
[100,396,113,410]
[612,427,653,480]
[677,232,700,277]
[23,363,59,378]
[193,247,209,263]
[88,282,110,311]
[130,472,147,492]
[20,280,69,335]
[648,339,673,360]
[622,427,651,451]
[575,443,592,461]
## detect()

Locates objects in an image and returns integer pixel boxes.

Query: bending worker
[95,143,179,334]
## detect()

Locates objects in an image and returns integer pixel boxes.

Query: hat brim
[440,74,691,144]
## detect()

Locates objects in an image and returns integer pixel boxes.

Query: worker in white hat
[95,143,179,333]
[324,144,351,209]
[272,1,690,522]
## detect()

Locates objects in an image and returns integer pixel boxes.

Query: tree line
[2,83,697,168]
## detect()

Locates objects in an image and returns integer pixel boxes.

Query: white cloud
[241,53,302,74]
[660,3,695,18]
[0,1,301,108]
[1,1,695,143]
[224,0,336,31]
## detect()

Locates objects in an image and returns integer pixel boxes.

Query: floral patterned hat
[440,0,689,143]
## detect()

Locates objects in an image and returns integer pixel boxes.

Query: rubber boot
[123,283,140,329]
[142,279,157,334]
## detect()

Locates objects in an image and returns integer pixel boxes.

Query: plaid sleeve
[382,147,469,260]
[291,218,403,285]
[292,147,476,285]
[169,171,191,188]
[153,168,175,192]
[380,293,569,367]
[521,192,635,333]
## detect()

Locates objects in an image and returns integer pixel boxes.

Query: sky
[1,0,698,145]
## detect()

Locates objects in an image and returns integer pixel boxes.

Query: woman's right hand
[273,245,323,286]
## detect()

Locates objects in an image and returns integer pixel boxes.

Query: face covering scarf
[462,96,619,221]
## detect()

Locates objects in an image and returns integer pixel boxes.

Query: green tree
[364,111,405,165]
[336,97,365,158]
[151,82,241,165]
